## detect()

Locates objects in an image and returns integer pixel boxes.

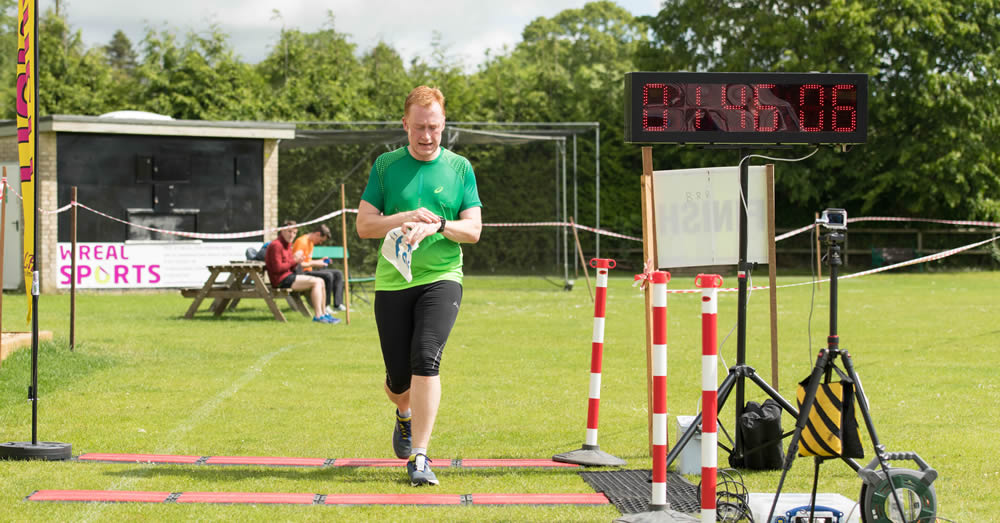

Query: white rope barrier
[664,234,1000,294]
[2,179,996,285]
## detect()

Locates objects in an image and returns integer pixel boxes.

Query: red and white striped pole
[696,273,723,523]
[650,270,671,511]
[585,258,615,449]
[553,258,625,466]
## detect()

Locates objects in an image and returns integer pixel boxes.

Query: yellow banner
[17,0,35,320]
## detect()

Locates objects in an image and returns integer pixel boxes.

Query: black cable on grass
[712,468,753,522]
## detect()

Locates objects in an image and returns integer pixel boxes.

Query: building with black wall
[0,114,294,292]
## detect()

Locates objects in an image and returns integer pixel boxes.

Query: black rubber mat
[579,469,700,515]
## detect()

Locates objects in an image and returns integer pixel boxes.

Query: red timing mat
[176,492,316,504]
[460,459,578,468]
[471,493,610,505]
[77,453,201,464]
[331,458,415,467]
[324,493,463,505]
[76,453,577,468]
[204,456,327,466]
[28,490,610,507]
[28,490,171,503]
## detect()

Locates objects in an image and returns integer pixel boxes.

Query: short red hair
[404,86,446,117]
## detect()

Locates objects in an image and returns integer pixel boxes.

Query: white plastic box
[675,415,702,476]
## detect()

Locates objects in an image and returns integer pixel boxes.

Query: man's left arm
[441,206,481,244]
[400,206,481,247]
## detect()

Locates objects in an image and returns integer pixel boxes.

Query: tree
[640,0,1000,221]
[360,41,411,119]
[36,8,122,115]
[129,24,269,120]
[105,29,136,73]
[462,2,652,270]
[256,12,374,121]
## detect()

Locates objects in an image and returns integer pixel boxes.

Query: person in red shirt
[265,220,339,324]
[292,224,345,315]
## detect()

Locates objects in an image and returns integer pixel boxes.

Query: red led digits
[832,84,857,132]
[799,84,824,132]
[722,85,748,129]
[626,73,866,143]
[694,86,704,130]
[642,83,669,131]
[753,84,778,132]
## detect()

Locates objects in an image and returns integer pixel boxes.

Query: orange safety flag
[16,0,36,321]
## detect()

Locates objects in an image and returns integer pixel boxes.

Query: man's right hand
[406,207,441,224]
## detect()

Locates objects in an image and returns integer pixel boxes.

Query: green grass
[0,271,997,521]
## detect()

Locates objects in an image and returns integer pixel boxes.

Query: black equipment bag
[737,399,785,469]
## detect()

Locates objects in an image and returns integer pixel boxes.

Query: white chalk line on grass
[77,343,296,521]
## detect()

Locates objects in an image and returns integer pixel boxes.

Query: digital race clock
[624,72,868,145]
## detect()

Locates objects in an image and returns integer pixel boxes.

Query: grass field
[0,271,997,521]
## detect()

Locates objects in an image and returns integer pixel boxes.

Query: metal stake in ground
[553,258,625,467]
[695,274,723,523]
[616,270,697,523]
[0,273,72,460]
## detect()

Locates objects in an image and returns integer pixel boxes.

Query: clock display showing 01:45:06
[624,72,868,145]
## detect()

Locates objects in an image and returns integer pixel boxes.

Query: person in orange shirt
[292,224,346,315]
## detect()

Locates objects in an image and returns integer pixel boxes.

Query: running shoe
[312,315,339,324]
[392,410,412,459]
[406,453,439,486]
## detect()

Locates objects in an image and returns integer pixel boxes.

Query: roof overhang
[0,115,296,140]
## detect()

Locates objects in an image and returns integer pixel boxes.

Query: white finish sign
[56,242,259,289]
[652,166,769,268]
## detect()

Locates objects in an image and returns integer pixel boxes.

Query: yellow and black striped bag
[795,375,864,458]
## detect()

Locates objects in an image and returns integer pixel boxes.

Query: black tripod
[667,151,800,470]
[766,224,909,523]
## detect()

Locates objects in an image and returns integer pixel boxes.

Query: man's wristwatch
[437,217,447,233]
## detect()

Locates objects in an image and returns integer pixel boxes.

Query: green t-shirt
[361,146,482,291]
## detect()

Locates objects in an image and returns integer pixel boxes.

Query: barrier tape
[775,223,815,242]
[75,202,349,240]
[0,179,641,241]
[664,234,999,294]
[850,216,1000,228]
[483,221,642,242]
[3,182,74,215]
[775,216,1000,242]
[1,178,995,266]
[631,257,656,290]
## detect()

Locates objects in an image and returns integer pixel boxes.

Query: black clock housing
[624,72,868,145]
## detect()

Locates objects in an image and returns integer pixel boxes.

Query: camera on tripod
[816,208,847,230]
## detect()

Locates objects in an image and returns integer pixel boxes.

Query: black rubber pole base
[0,441,72,461]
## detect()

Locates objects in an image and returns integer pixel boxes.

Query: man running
[356,86,482,486]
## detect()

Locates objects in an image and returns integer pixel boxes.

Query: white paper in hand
[381,227,419,282]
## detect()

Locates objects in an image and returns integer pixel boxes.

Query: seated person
[265,220,340,324]
[293,224,346,315]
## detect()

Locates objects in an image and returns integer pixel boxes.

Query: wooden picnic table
[181,261,310,322]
